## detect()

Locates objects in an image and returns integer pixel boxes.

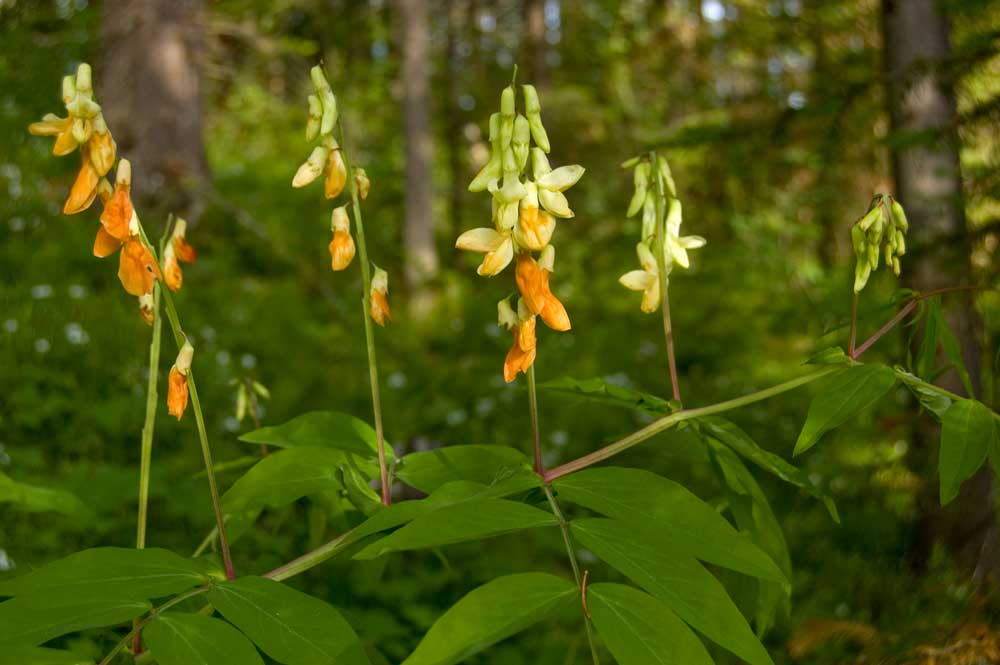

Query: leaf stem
[136,282,163,550]
[527,364,544,474]
[337,120,392,506]
[848,291,859,357]
[543,366,841,482]
[263,526,358,581]
[650,152,681,402]
[98,585,212,665]
[544,484,600,665]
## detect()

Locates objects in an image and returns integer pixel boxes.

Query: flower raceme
[851,194,909,292]
[163,218,197,293]
[28,63,116,215]
[457,80,579,379]
[167,341,194,420]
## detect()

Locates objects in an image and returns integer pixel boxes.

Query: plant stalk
[527,364,544,474]
[543,366,840,481]
[848,291,859,356]
[337,121,392,506]
[98,585,212,665]
[650,152,681,402]
[136,283,163,549]
[264,526,358,581]
[544,484,600,665]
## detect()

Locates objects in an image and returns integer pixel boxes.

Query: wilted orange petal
[118,237,162,296]
[329,230,356,271]
[64,161,100,215]
[517,317,536,352]
[515,254,548,315]
[503,328,536,383]
[88,131,116,176]
[99,187,133,241]
[370,289,391,326]
[93,226,123,258]
[164,253,183,292]
[167,366,189,420]
[540,294,572,331]
[174,237,196,264]
[325,150,347,199]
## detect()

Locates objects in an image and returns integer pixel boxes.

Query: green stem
[98,585,212,665]
[263,526,357,581]
[337,121,391,506]
[650,152,681,403]
[527,365,544,474]
[136,283,163,549]
[543,366,841,482]
[544,484,600,665]
[848,291,859,357]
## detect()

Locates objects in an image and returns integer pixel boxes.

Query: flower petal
[537,165,585,192]
[619,270,656,292]
[477,237,514,276]
[456,227,504,253]
[538,188,574,219]
[93,226,122,258]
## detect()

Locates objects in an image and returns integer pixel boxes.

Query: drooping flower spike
[167,340,194,420]
[619,152,705,313]
[28,64,116,215]
[851,194,908,292]
[457,80,580,379]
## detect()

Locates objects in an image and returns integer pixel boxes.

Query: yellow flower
[514,182,556,251]
[324,145,347,199]
[455,227,514,276]
[531,149,584,219]
[619,242,661,313]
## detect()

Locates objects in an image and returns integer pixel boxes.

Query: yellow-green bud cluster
[851,194,908,293]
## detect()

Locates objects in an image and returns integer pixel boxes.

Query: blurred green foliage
[1,0,999,663]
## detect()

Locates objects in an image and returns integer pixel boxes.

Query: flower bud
[538,244,555,272]
[857,206,880,232]
[531,148,552,178]
[310,66,338,135]
[469,153,501,192]
[293,146,329,188]
[501,85,515,117]
[640,193,656,240]
[527,112,550,154]
[167,341,194,420]
[657,155,677,198]
[854,260,871,293]
[512,115,530,172]
[62,75,77,105]
[75,63,93,96]
[488,112,501,143]
[621,156,641,169]
[369,266,391,326]
[891,199,909,232]
[354,168,371,200]
[306,94,322,141]
[627,163,649,218]
[117,158,133,187]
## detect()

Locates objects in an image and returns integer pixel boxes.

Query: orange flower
[163,218,195,293]
[370,267,391,326]
[329,206,355,271]
[119,236,162,297]
[514,253,571,331]
[167,342,193,420]
[64,154,100,215]
[87,126,116,177]
[95,173,133,255]
[28,114,78,156]
[325,148,347,199]
[503,319,537,382]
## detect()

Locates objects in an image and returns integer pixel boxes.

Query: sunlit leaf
[939,399,999,505]
[394,445,535,493]
[0,472,91,519]
[0,595,150,646]
[238,411,384,460]
[537,376,678,414]
[0,645,93,665]
[402,573,576,665]
[144,612,264,665]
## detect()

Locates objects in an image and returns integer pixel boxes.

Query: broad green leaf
[895,368,953,419]
[588,583,713,665]
[933,305,975,396]
[144,612,264,665]
[0,547,209,600]
[940,399,999,505]
[706,442,792,637]
[572,518,773,665]
[537,376,679,414]
[238,411,383,459]
[0,595,150,646]
[222,446,373,515]
[794,364,896,456]
[0,645,93,665]
[0,472,91,519]
[402,573,576,665]
[697,417,839,522]
[209,576,369,665]
[553,467,786,583]
[805,347,851,366]
[394,445,534,493]
[355,498,557,559]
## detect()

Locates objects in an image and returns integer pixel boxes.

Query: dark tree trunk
[398,0,438,313]
[881,0,991,579]
[523,0,547,86]
[99,0,209,220]
[445,1,466,245]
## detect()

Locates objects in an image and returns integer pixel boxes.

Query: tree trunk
[523,0,547,86]
[398,0,438,314]
[445,1,466,245]
[99,0,209,220]
[881,0,991,579]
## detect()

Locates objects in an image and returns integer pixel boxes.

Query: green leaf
[932,305,975,396]
[805,347,851,366]
[0,472,91,519]
[0,547,210,600]
[402,573,576,665]
[0,645,93,665]
[706,442,792,637]
[588,583,713,665]
[394,445,534,493]
[572,518,773,665]
[238,411,383,460]
[222,446,373,515]
[208,576,369,665]
[794,364,896,456]
[355,498,557,559]
[939,399,999,505]
[697,417,839,522]
[144,613,264,665]
[553,467,786,583]
[537,376,678,414]
[0,595,150,646]
[894,368,954,420]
